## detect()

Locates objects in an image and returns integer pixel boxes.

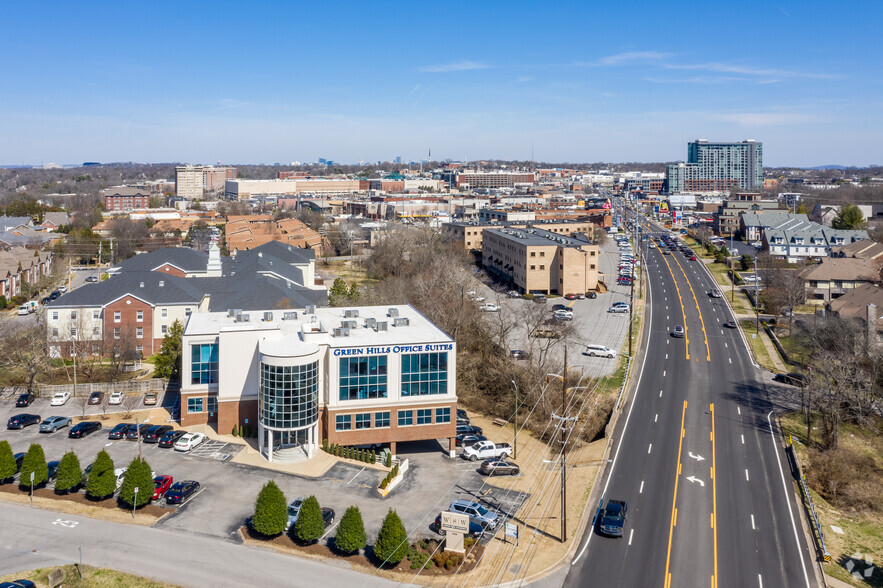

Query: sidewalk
[734,313,788,372]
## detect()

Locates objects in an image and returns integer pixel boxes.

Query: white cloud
[709,112,818,126]
[662,61,834,79]
[515,76,533,83]
[596,51,673,65]
[419,61,490,73]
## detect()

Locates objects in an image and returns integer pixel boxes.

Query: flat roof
[184,304,454,348]
[483,227,590,247]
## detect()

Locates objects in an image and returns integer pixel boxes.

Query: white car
[114,467,155,490]
[479,302,500,312]
[553,309,574,320]
[108,391,124,405]
[585,345,617,358]
[174,432,207,452]
[50,392,71,406]
[609,304,630,313]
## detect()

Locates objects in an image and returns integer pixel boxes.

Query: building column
[258,422,264,456]
[448,437,457,458]
[268,429,274,463]
[389,441,397,458]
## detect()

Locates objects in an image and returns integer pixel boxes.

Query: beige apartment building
[442,219,595,252]
[482,227,600,295]
[176,165,236,199]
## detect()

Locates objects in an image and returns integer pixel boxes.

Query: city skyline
[1,1,880,167]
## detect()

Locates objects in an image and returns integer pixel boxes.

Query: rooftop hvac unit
[341,320,358,329]
[305,305,316,314]
[263,312,273,322]
[332,327,350,337]
[388,308,400,318]
[376,321,388,332]
[228,308,242,318]
[282,311,297,320]
[365,317,377,328]
[344,309,359,318]
[393,317,410,327]
[235,313,250,323]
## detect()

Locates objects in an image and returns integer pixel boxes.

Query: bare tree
[121,394,141,419]
[0,324,51,395]
[77,392,91,419]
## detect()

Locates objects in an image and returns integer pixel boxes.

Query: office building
[666,140,763,193]
[176,165,237,199]
[103,187,151,211]
[179,304,457,461]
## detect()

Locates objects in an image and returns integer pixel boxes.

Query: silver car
[39,416,72,433]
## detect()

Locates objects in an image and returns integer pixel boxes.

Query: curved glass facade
[259,361,319,429]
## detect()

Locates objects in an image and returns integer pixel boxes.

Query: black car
[7,414,41,429]
[1,580,36,588]
[586,292,598,299]
[456,433,487,447]
[434,513,485,538]
[456,424,483,436]
[158,429,188,448]
[125,423,151,440]
[108,423,135,440]
[143,425,174,443]
[46,460,61,481]
[88,391,104,405]
[321,507,335,527]
[15,393,35,407]
[456,408,468,421]
[13,453,26,473]
[40,297,51,305]
[774,372,809,387]
[165,480,200,505]
[68,421,102,438]
[49,291,61,301]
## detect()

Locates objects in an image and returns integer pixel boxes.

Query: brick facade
[153,263,187,277]
[103,295,155,357]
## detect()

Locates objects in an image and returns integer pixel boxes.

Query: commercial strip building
[666,139,763,193]
[179,304,457,461]
[442,219,596,252]
[225,178,363,200]
[482,227,600,295]
[456,171,537,189]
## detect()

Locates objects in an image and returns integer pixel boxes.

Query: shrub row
[231,424,257,438]
[321,440,376,464]
[379,463,400,490]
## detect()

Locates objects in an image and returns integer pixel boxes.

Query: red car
[690,255,697,261]
[153,475,174,500]
[564,293,578,300]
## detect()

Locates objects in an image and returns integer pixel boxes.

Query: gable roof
[799,257,882,282]
[113,247,209,274]
[832,238,883,260]
[47,271,207,308]
[829,283,883,321]
[42,212,71,227]
[0,216,33,231]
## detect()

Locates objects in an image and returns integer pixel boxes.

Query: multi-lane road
[565,216,817,588]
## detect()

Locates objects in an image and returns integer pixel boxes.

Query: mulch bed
[239,526,484,576]
[0,482,167,516]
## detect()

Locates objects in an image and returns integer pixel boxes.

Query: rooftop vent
[376,321,388,332]
[393,317,410,327]
[388,308,400,318]
[282,311,297,320]
[365,317,377,329]
[341,320,357,329]
[139,281,145,288]
[305,305,316,314]
[235,313,250,323]
[344,309,359,318]
[227,309,242,317]
[158,281,164,287]
[332,327,350,337]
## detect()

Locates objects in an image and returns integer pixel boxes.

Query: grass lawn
[739,320,778,372]
[774,332,812,365]
[780,413,883,587]
[0,565,182,588]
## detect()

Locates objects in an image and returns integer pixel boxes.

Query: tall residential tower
[666,139,763,193]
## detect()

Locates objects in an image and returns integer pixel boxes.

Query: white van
[585,345,617,358]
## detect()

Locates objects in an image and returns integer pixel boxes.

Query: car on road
[723,320,737,329]
[153,475,174,500]
[608,304,629,313]
[507,290,520,298]
[68,421,102,438]
[49,291,61,301]
[158,430,188,448]
[478,302,500,312]
[108,391,124,405]
[509,349,528,360]
[531,294,547,304]
[14,393,35,407]
[108,423,135,440]
[690,255,697,261]
[174,432,207,452]
[585,345,617,358]
[434,513,485,538]
[599,499,628,537]
[49,392,71,406]
[39,416,72,433]
[85,276,99,283]
[774,372,809,387]
[88,391,104,405]
[449,499,499,530]
[709,289,722,298]
[143,425,174,443]
[672,325,685,338]
[58,285,67,293]
[143,392,158,406]
[7,414,41,429]
[479,459,520,476]
[40,297,51,305]
[126,423,151,440]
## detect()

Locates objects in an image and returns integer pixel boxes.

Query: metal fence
[787,436,831,562]
[26,379,168,397]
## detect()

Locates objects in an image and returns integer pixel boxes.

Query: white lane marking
[745,469,750,482]
[663,371,666,377]
[724,342,728,348]
[737,407,741,415]
[628,528,634,545]
[741,434,745,444]
[729,358,733,364]
[52,519,78,528]
[667,339,670,345]
[666,354,668,360]
[648,444,652,454]
[751,514,756,530]
[347,467,366,485]
[659,390,663,398]
[654,414,658,422]
[686,476,705,486]
[758,574,763,588]
[688,452,705,461]
[640,480,644,494]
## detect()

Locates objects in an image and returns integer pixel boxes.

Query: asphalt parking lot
[0,392,514,543]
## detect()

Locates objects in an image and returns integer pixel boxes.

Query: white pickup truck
[463,440,513,461]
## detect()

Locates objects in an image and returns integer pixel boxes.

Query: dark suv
[108,423,135,440]
[7,414,41,429]
[15,393,36,407]
[143,425,174,443]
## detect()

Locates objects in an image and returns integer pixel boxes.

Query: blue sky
[1,1,880,167]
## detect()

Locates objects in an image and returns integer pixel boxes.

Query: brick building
[103,187,150,211]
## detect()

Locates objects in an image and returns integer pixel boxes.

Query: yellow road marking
[711,403,718,588]
[663,400,688,587]
[670,254,711,361]
[658,253,690,360]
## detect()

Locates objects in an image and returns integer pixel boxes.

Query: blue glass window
[398,410,413,427]
[401,352,448,396]
[335,414,352,431]
[375,411,390,428]
[187,398,204,413]
[416,409,432,425]
[339,356,387,400]
[191,343,219,384]
[355,413,371,429]
[435,408,451,423]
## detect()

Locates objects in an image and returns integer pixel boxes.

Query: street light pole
[511,379,518,460]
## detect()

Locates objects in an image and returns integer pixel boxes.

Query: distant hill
[803,165,848,170]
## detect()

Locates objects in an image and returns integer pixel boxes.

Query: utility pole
[511,379,518,460]
[560,346,568,543]
[755,258,760,333]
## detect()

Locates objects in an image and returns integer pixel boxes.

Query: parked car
[455,433,486,447]
[39,416,72,433]
[463,440,513,461]
[152,475,174,500]
[564,293,578,300]
[478,302,500,312]
[608,304,629,313]
[88,391,104,405]
[449,499,499,529]
[586,292,598,299]
[7,414,41,429]
[50,392,71,406]
[143,425,174,443]
[479,459,520,476]
[507,290,520,298]
[58,285,67,293]
[434,513,485,538]
[509,349,528,360]
[40,297,50,305]
[0,579,35,588]
[585,345,617,358]
[774,372,809,387]
[552,304,569,312]
[456,424,483,436]
[285,497,305,530]
[68,421,102,438]
[126,423,151,440]
[143,392,158,406]
[46,460,61,482]
[456,408,468,421]
[108,391,124,405]
[174,432,207,452]
[49,291,61,301]
[158,430,188,448]
[723,320,737,329]
[14,393,35,407]
[321,507,335,528]
[108,423,135,440]
[599,499,628,537]
[85,276,98,283]
[552,310,573,321]
[672,325,685,338]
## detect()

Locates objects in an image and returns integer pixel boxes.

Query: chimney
[867,303,877,350]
